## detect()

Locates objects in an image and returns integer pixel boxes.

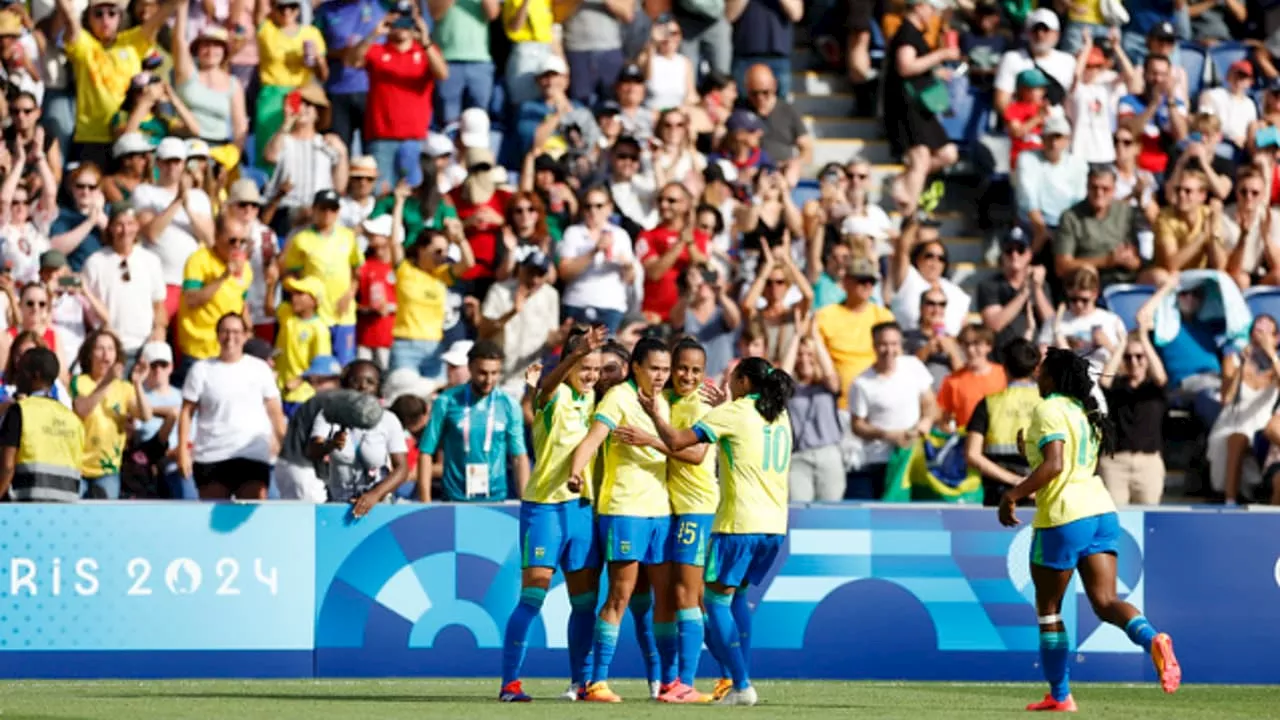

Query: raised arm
[173,1,193,85]
[534,327,606,408]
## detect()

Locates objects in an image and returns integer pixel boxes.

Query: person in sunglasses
[134,137,214,320]
[1055,165,1142,288]
[446,146,513,298]
[1039,266,1127,374]
[56,0,181,167]
[174,214,253,384]
[1224,165,1280,290]
[1098,318,1169,506]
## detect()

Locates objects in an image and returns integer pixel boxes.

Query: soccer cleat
[711,678,733,701]
[1151,633,1182,694]
[657,681,709,704]
[498,680,532,702]
[560,683,581,701]
[717,686,759,706]
[1025,694,1077,712]
[582,682,622,703]
[648,681,662,700]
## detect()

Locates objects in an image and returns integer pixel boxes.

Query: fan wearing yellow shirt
[271,276,332,415]
[640,356,795,708]
[567,338,674,704]
[177,215,254,372]
[499,326,607,703]
[280,190,362,366]
[1001,348,1180,713]
[391,221,475,379]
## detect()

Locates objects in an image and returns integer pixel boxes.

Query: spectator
[0,347,84,503]
[888,219,970,337]
[42,251,106,355]
[370,155,457,242]
[447,147,512,291]
[1004,68,1048,171]
[814,257,895,409]
[737,165,802,260]
[504,189,561,268]
[883,0,959,216]
[670,0,731,78]
[1137,272,1224,395]
[1210,315,1280,504]
[281,188,363,365]
[1199,60,1258,151]
[312,0,387,150]
[713,109,773,184]
[172,6,247,168]
[810,232,853,310]
[1122,5,1183,71]
[519,156,574,241]
[651,108,707,192]
[0,168,57,285]
[960,2,1006,93]
[312,359,410,512]
[1247,80,1280,159]
[430,0,500,129]
[0,12,43,106]
[964,337,1040,506]
[81,203,166,358]
[1225,167,1280,289]
[1099,324,1169,505]
[478,248,563,398]
[688,70,736,153]
[5,93,63,190]
[1055,165,1142,287]
[937,324,1006,428]
[849,320,938,499]
[271,277,331,414]
[334,156,377,233]
[561,0,632,105]
[133,341,189,499]
[637,182,709,324]
[1154,168,1229,277]
[639,13,694,111]
[1166,112,1236,203]
[902,286,962,389]
[1190,0,1242,46]
[1117,53,1188,176]
[221,180,281,344]
[1067,31,1140,166]
[556,186,634,333]
[417,339,528,501]
[781,322,843,501]
[356,215,398,369]
[1041,267,1127,374]
[70,327,151,499]
[613,63,653,143]
[606,136,656,230]
[978,229,1053,354]
[58,0,178,165]
[102,132,152,204]
[135,137,214,320]
[1014,113,1088,261]
[1112,117,1159,229]
[993,8,1074,114]
[263,83,350,232]
[501,0,555,108]
[671,263,740,381]
[743,64,810,186]
[50,163,107,273]
[177,312,287,500]
[254,0,328,168]
[729,0,802,99]
[740,240,813,363]
[354,10,448,189]
[0,281,73,377]
[175,215,254,374]
[391,223,475,378]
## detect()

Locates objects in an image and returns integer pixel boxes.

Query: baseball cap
[244,337,275,361]
[423,132,454,158]
[156,136,187,161]
[39,250,66,270]
[0,12,21,37]
[141,341,173,365]
[840,215,888,241]
[704,158,739,185]
[726,109,764,133]
[1230,59,1254,77]
[227,178,263,205]
[185,138,210,158]
[283,275,325,299]
[1086,47,1107,68]
[594,99,622,117]
[441,340,474,367]
[1015,68,1048,89]
[844,257,880,281]
[1001,226,1031,250]
[1149,21,1176,41]
[304,355,342,379]
[390,15,416,30]
[382,368,439,403]
[518,247,552,275]
[112,132,152,159]
[1043,114,1072,137]
[1026,8,1059,31]
[618,63,645,84]
[539,54,569,77]
[107,202,136,220]
[459,107,491,149]
[362,214,394,237]
[313,189,341,208]
[349,155,378,178]
[465,146,496,170]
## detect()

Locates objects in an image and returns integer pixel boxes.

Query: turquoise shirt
[419,383,526,501]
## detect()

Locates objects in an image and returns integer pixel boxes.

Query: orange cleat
[711,678,733,701]
[657,681,709,704]
[1152,633,1182,694]
[582,681,623,703]
[1026,693,1077,712]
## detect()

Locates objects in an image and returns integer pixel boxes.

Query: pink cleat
[1026,693,1077,712]
[1151,633,1182,694]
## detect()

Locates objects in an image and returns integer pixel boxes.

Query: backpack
[680,0,725,21]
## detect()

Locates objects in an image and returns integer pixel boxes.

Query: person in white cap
[133,340,196,499]
[224,178,282,344]
[515,53,600,158]
[341,155,380,231]
[356,214,398,370]
[423,132,464,194]
[104,132,153,205]
[133,135,214,319]
[1014,113,1089,259]
[993,8,1075,114]
[440,338,473,388]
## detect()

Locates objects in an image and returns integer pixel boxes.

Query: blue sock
[702,611,730,679]
[677,607,704,686]
[1040,631,1070,702]
[568,592,597,687]
[591,617,620,684]
[1124,615,1158,654]
[629,592,659,684]
[731,591,753,675]
[655,621,678,685]
[501,587,546,686]
[706,590,749,690]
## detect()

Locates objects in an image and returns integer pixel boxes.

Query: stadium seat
[870,20,886,63]
[1243,286,1280,322]
[1102,283,1157,331]
[1178,42,1208,106]
[1208,41,1250,86]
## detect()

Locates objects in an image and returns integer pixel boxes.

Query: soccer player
[1001,348,1181,711]
[499,326,607,702]
[567,338,676,703]
[639,356,796,707]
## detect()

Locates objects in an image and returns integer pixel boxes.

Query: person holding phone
[557,186,634,334]
[255,0,329,168]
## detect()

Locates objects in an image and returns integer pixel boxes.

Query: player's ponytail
[735,357,795,423]
[1041,347,1114,457]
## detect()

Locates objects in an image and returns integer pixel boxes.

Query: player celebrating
[639,357,795,707]
[499,326,607,702]
[1001,348,1180,712]
[568,338,676,703]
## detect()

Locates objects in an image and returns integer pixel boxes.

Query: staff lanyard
[460,385,496,456]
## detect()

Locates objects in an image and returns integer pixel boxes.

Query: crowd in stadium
[0,0,1274,508]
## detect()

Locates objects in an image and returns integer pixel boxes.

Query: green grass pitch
[0,679,1275,719]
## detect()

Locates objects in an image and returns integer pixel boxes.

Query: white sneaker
[649,681,662,700]
[718,686,759,706]
[561,683,581,701]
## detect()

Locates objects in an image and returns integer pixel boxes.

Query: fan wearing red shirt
[637,183,709,323]
[355,215,398,368]
[351,12,448,190]
[447,147,512,297]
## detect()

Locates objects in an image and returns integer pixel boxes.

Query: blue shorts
[1031,512,1121,571]
[670,513,714,567]
[705,533,784,588]
[520,499,599,573]
[598,514,671,565]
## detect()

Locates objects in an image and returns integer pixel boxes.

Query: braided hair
[1040,347,1114,457]
[734,357,795,423]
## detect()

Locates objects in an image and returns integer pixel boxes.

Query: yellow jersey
[70,375,135,479]
[526,383,595,504]
[275,302,332,404]
[814,301,895,409]
[694,396,791,535]
[281,225,362,327]
[1026,394,1116,528]
[593,380,670,518]
[65,27,153,143]
[178,246,253,360]
[666,389,718,516]
[502,0,555,43]
[393,262,452,341]
[257,21,327,87]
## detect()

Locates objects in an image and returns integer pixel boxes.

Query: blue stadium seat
[1244,286,1280,323]
[1178,42,1208,106]
[1102,283,1157,331]
[870,20,885,63]
[1208,41,1250,87]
